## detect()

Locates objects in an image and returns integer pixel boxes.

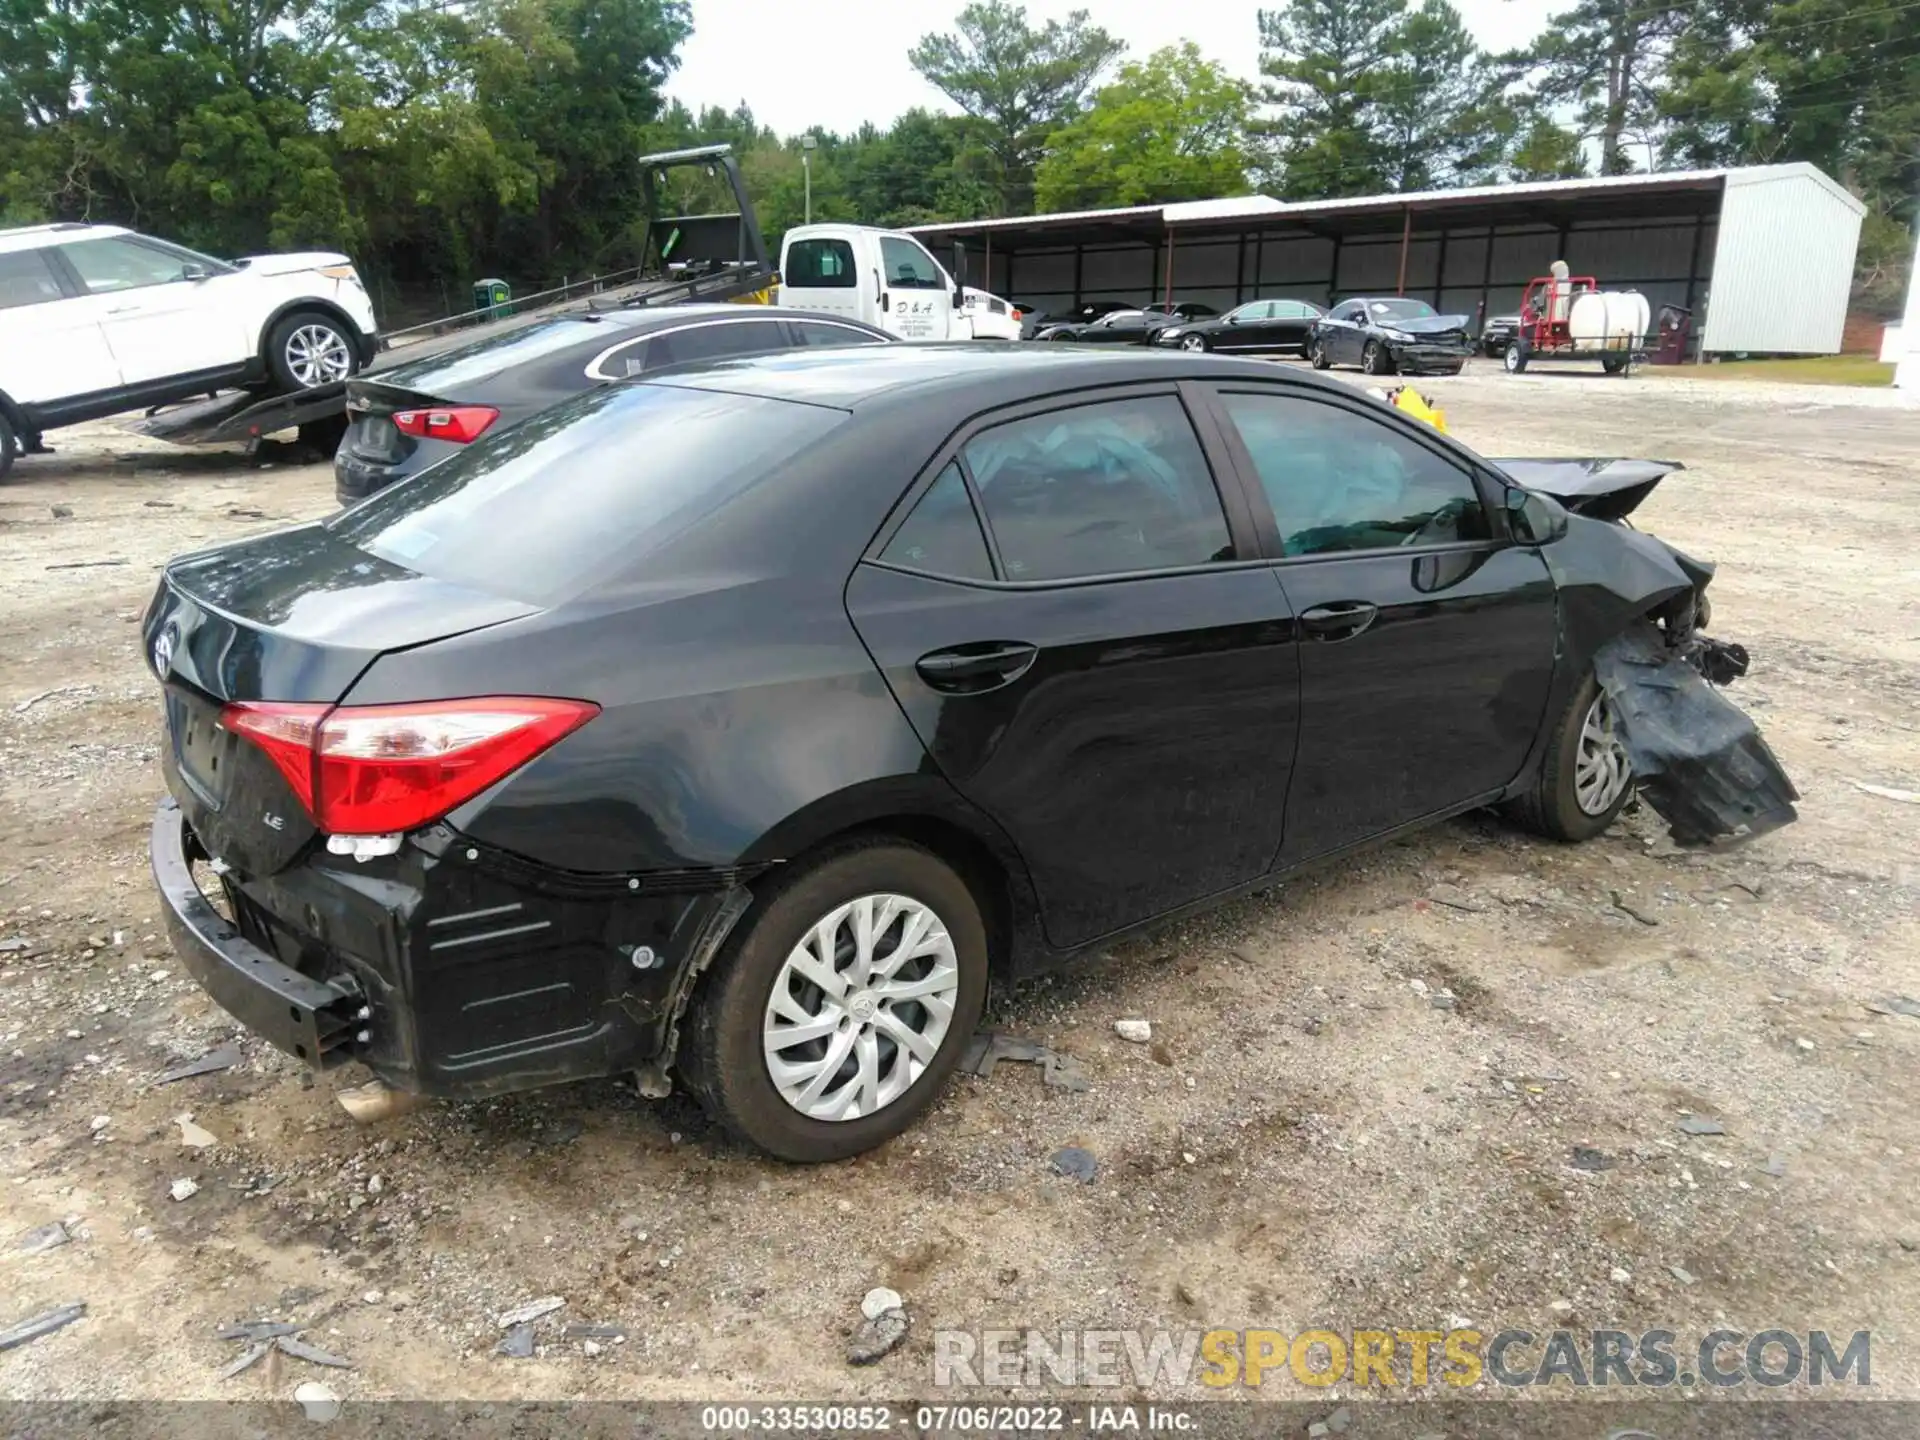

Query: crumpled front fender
[1540,515,1702,674]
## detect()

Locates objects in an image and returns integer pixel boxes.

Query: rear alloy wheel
[682,840,988,1162]
[1309,339,1331,370]
[1179,333,1209,352]
[267,310,358,392]
[1362,339,1394,376]
[1506,673,1634,842]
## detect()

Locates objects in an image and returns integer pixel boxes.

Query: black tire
[1506,673,1633,842]
[0,410,15,483]
[265,309,360,393]
[1601,352,1627,375]
[1309,338,1331,370]
[681,839,989,1163]
[1504,338,1531,374]
[1362,340,1394,376]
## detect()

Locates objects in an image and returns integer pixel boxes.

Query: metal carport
[909,163,1864,356]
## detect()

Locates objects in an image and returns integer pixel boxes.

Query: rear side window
[963,396,1233,582]
[785,238,856,288]
[791,320,887,348]
[646,319,785,369]
[879,463,992,581]
[0,249,64,309]
[328,384,846,606]
[1219,392,1490,556]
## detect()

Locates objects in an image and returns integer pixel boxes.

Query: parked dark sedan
[1152,297,1326,355]
[333,304,889,504]
[1143,301,1218,324]
[1017,299,1127,340]
[1034,308,1160,344]
[144,345,1792,1163]
[1309,296,1475,375]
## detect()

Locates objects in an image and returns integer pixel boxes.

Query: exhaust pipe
[336,1078,421,1124]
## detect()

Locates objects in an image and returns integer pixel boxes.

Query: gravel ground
[0,365,1917,1416]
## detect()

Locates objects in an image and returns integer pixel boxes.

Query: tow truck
[128,145,776,455]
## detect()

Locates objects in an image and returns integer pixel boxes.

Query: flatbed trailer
[127,146,774,453]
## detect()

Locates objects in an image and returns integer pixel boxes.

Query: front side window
[1102,311,1148,330]
[963,395,1232,582]
[0,249,65,310]
[646,320,786,369]
[879,463,993,581]
[878,236,945,290]
[1219,392,1490,556]
[784,237,856,288]
[59,237,196,294]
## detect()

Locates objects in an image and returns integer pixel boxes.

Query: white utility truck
[779,224,1002,341]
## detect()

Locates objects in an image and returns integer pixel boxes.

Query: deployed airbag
[1593,624,1799,845]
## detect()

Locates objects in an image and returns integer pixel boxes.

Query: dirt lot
[2,366,1917,1415]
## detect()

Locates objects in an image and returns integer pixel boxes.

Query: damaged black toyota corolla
[143,347,1797,1162]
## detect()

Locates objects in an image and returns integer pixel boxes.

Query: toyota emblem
[151,627,176,677]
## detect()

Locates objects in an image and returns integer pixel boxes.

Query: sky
[666,0,1553,138]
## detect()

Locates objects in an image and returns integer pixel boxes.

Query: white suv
[0,223,379,478]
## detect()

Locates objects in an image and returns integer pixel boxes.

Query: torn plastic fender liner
[1593,624,1799,846]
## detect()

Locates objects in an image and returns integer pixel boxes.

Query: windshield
[327,383,846,606]
[1366,299,1438,322]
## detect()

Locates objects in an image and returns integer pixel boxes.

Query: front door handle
[915,642,1038,691]
[1299,602,1379,641]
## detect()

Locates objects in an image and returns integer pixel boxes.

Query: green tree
[1505,0,1688,174]
[909,0,1124,213]
[1035,44,1253,211]
[1372,0,1502,190]
[1255,0,1405,197]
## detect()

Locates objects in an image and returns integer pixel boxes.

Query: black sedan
[333,304,889,505]
[1309,296,1475,375]
[1151,297,1326,355]
[144,345,1792,1163]
[1033,308,1158,344]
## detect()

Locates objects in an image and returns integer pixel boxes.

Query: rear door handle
[914,642,1038,691]
[1299,602,1379,641]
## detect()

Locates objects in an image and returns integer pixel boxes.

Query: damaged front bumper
[150,798,757,1099]
[1592,625,1799,845]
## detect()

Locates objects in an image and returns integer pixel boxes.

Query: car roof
[641,342,1371,411]
[0,222,127,254]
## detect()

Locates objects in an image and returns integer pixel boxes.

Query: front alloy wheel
[1574,692,1632,817]
[762,894,959,1122]
[1179,334,1209,352]
[1362,340,1393,375]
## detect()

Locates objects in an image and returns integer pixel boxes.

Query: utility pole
[801,134,818,225]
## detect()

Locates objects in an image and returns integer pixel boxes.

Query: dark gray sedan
[333,304,890,504]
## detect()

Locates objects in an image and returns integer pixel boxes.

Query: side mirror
[951,241,967,308]
[181,263,210,281]
[1507,487,1569,545]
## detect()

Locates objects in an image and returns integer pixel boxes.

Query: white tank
[1568,290,1651,354]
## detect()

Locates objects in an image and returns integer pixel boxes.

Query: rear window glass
[380,317,604,393]
[0,249,64,309]
[785,238,856,288]
[327,383,845,606]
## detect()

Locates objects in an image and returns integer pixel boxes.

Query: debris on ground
[860,1287,904,1321]
[1570,1147,1617,1172]
[215,1321,303,1342]
[1426,885,1487,913]
[563,1323,628,1341]
[157,1045,242,1083]
[220,1341,272,1379]
[496,1296,565,1328]
[1609,890,1660,926]
[17,1221,71,1254]
[496,1324,536,1358]
[293,1380,342,1422]
[88,1116,110,1133]
[1670,1266,1697,1285]
[959,1032,1089,1091]
[0,1302,86,1352]
[1868,997,1920,1020]
[847,1306,909,1365]
[1677,1116,1726,1136]
[13,684,94,714]
[1850,780,1920,805]
[176,1115,218,1149]
[1049,1147,1098,1184]
[277,1335,355,1369]
[169,1177,200,1201]
[1113,1019,1151,1043]
[1610,1266,1633,1284]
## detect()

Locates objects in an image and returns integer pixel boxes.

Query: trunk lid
[342,378,440,468]
[145,523,537,877]
[1492,458,1686,522]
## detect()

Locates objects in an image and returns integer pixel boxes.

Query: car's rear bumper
[333,448,417,505]
[150,798,759,1099]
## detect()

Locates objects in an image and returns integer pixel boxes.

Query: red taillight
[391,405,499,443]
[220,697,598,836]
[1011,308,1023,321]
